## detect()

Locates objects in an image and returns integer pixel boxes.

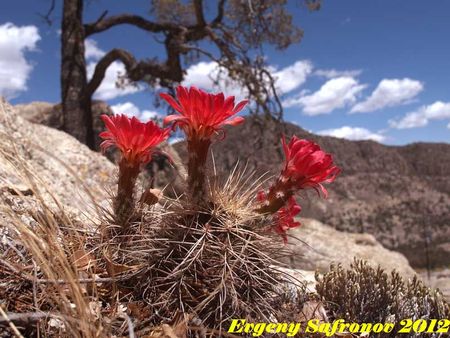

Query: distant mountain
[174,116,450,269]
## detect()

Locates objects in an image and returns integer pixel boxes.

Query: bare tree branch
[37,0,56,26]
[86,48,135,97]
[86,48,183,97]
[84,14,181,36]
[0,311,52,326]
[92,10,108,27]
[193,0,206,27]
[212,0,226,26]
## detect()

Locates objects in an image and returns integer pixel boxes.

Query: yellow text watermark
[228,318,450,336]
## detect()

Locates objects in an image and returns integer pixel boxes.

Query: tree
[61,0,93,146]
[59,0,320,149]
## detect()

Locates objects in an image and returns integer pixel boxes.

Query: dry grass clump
[0,197,100,337]
[0,106,128,337]
[1,205,108,337]
[316,259,450,338]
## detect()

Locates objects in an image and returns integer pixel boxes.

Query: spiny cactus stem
[114,157,140,227]
[255,180,294,214]
[187,136,211,205]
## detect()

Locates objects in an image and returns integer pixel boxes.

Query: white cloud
[110,101,160,121]
[271,60,313,94]
[85,38,105,60]
[183,60,313,99]
[183,61,236,94]
[389,112,427,129]
[110,102,139,116]
[351,78,423,113]
[283,76,367,115]
[85,38,144,100]
[141,110,160,121]
[0,23,40,98]
[389,101,450,129]
[314,68,362,79]
[87,61,142,100]
[448,122,450,130]
[317,126,386,143]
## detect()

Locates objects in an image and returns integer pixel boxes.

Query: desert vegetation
[0,87,339,336]
[316,259,449,338]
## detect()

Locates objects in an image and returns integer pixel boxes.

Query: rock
[14,100,114,150]
[0,98,115,221]
[419,268,450,302]
[142,142,187,198]
[284,218,416,278]
[13,101,56,125]
[277,267,317,293]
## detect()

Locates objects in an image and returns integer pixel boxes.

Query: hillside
[174,116,450,269]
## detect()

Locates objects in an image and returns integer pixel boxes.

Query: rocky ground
[14,100,114,151]
[285,218,416,278]
[1,99,115,221]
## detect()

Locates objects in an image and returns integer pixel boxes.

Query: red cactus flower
[100,114,170,226]
[274,196,302,243]
[100,114,170,165]
[256,135,339,214]
[160,86,247,204]
[281,135,340,198]
[257,191,301,242]
[160,86,248,140]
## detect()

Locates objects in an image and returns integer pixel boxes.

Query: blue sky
[1,0,449,145]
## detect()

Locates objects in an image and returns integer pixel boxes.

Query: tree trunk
[61,0,95,149]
